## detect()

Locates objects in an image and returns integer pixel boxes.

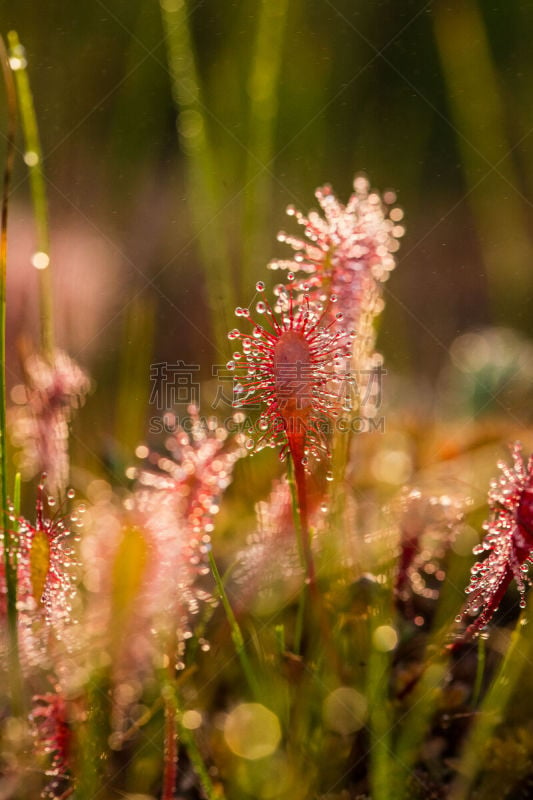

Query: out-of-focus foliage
[2,3,533,799]
[2,1,533,380]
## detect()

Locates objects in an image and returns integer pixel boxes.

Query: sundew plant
[3,3,533,800]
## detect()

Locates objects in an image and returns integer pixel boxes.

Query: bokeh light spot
[323,687,367,735]
[373,625,398,652]
[224,703,281,760]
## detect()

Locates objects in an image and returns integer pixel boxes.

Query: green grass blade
[449,610,533,800]
[7,31,54,357]
[0,33,23,717]
[241,0,289,282]
[159,0,235,356]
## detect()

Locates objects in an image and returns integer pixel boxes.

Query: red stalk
[287,431,315,586]
[273,327,317,585]
[162,697,178,800]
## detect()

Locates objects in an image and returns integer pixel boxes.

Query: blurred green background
[2,9,533,796]
[1,0,533,477]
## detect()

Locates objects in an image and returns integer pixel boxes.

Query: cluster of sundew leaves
[227,279,355,465]
[459,442,533,636]
[258,176,405,429]
[268,175,404,350]
[231,476,339,614]
[394,488,465,605]
[233,479,303,609]
[9,349,90,497]
[123,406,245,667]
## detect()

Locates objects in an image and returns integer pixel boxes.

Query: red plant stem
[162,696,178,800]
[395,534,419,600]
[288,432,315,588]
[288,431,342,671]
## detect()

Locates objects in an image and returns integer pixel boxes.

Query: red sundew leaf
[31,691,72,798]
[229,283,353,467]
[16,480,78,621]
[459,442,533,641]
[0,479,80,668]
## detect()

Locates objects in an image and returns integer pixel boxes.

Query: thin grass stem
[76,667,109,799]
[367,603,396,800]
[208,549,258,695]
[449,610,533,800]
[0,34,23,718]
[394,652,450,799]
[7,31,54,359]
[433,0,531,317]
[13,472,20,519]
[159,0,234,354]
[177,707,224,800]
[242,0,288,280]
